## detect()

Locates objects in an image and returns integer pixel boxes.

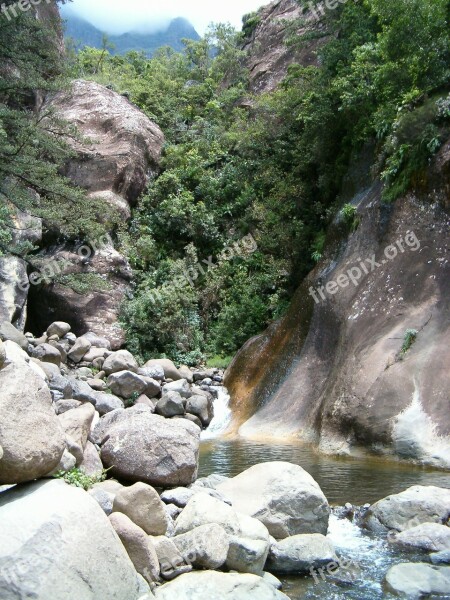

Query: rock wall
[225,136,450,469]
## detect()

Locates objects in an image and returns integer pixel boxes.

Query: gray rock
[68,336,92,363]
[165,504,182,520]
[135,394,156,411]
[262,572,283,590]
[32,359,60,380]
[178,366,194,383]
[100,407,200,487]
[87,378,107,391]
[103,350,138,375]
[385,563,450,599]
[152,536,192,581]
[173,523,229,570]
[47,322,71,338]
[218,462,330,539]
[138,364,165,381]
[266,534,337,574]
[364,486,450,533]
[195,474,229,489]
[58,403,96,464]
[175,493,240,537]
[0,362,65,484]
[142,377,161,398]
[431,551,450,565]
[0,339,6,369]
[389,523,450,553]
[109,512,160,583]
[163,379,191,399]
[83,347,111,363]
[93,391,125,415]
[91,408,127,445]
[161,487,195,508]
[226,513,271,575]
[89,480,124,515]
[107,370,148,399]
[79,440,104,476]
[185,395,213,427]
[154,571,290,599]
[31,343,62,366]
[47,448,77,476]
[68,378,98,405]
[54,400,82,415]
[156,392,185,418]
[145,358,182,381]
[49,374,73,399]
[0,480,142,599]
[82,331,112,350]
[113,482,168,536]
[0,321,28,350]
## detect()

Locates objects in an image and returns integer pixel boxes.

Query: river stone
[0,321,28,350]
[109,512,160,583]
[226,513,271,575]
[83,347,111,363]
[138,364,165,381]
[389,523,450,553]
[0,362,65,484]
[154,571,291,599]
[431,551,450,565]
[58,402,96,464]
[173,523,229,570]
[156,392,185,418]
[47,322,71,338]
[69,378,98,404]
[135,394,156,411]
[145,358,182,381]
[263,572,283,590]
[93,391,125,415]
[385,563,450,598]
[185,395,213,426]
[364,486,450,533]
[103,350,139,375]
[161,487,195,508]
[163,379,191,399]
[266,533,337,574]
[113,482,168,536]
[31,343,62,366]
[0,480,142,599]
[47,448,77,476]
[175,492,241,536]
[107,370,148,398]
[88,378,107,391]
[79,440,104,476]
[82,331,112,350]
[152,536,192,581]
[217,462,330,539]
[100,407,200,486]
[89,480,124,515]
[68,336,91,363]
[55,400,82,415]
[49,374,72,398]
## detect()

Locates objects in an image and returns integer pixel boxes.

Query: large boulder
[185,395,213,427]
[103,350,139,375]
[31,343,62,366]
[113,482,168,536]
[79,440,103,476]
[67,336,91,363]
[109,512,160,584]
[175,493,241,537]
[389,523,450,553]
[217,462,330,539]
[107,370,148,399]
[58,403,96,465]
[0,362,65,484]
[172,524,229,570]
[155,571,290,599]
[163,379,191,399]
[364,486,450,533]
[266,534,337,574]
[99,406,200,486]
[384,563,450,599]
[152,536,192,581]
[0,480,142,599]
[47,321,71,338]
[145,358,182,381]
[156,392,185,418]
[0,320,28,350]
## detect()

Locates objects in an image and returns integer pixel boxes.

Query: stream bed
[199,390,450,599]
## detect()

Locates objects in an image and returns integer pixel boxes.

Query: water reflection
[199,439,450,505]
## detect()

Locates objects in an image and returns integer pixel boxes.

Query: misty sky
[62,0,271,35]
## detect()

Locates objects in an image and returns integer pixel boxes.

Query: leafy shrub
[54,467,108,491]
[401,329,418,355]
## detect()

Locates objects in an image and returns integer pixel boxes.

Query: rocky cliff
[226,135,450,468]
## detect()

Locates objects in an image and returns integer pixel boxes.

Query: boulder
[93,391,124,415]
[79,440,104,476]
[266,534,337,574]
[227,513,270,575]
[138,364,165,381]
[89,480,123,516]
[156,392,185,418]
[173,523,229,570]
[152,536,193,581]
[217,462,330,539]
[103,350,139,375]
[183,414,203,428]
[47,322,71,338]
[47,448,77,476]
[107,370,148,398]
[68,336,91,363]
[88,378,107,391]
[135,394,156,411]
[364,486,450,533]
[163,379,191,399]
[55,399,82,415]
[69,378,99,405]
[83,347,111,363]
[431,551,450,565]
[0,480,142,599]
[175,493,241,537]
[82,332,112,350]
[0,258,29,332]
[34,359,61,380]
[145,358,182,381]
[142,377,161,398]
[109,512,160,583]
[31,343,62,366]
[113,482,168,536]
[185,395,213,427]
[263,572,283,590]
[161,487,195,508]
[178,366,194,383]
[384,563,450,599]
[58,403,96,464]
[389,523,450,553]
[49,374,72,399]
[100,407,200,486]
[0,362,65,484]
[154,571,290,599]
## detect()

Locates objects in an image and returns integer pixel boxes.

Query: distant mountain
[62,13,200,57]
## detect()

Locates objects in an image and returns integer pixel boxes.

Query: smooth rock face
[173,524,229,570]
[389,523,450,553]
[145,359,182,381]
[0,362,65,484]
[217,462,330,539]
[100,407,200,486]
[155,571,290,599]
[113,482,168,536]
[0,480,141,599]
[103,350,139,375]
[385,563,450,599]
[109,512,160,583]
[266,534,337,574]
[364,486,450,533]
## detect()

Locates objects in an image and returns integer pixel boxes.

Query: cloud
[62,0,270,35]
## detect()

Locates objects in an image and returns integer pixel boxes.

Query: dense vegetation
[1,0,449,365]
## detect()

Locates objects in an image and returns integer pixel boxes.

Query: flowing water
[199,388,450,599]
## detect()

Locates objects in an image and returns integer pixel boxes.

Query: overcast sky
[62,0,271,35]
